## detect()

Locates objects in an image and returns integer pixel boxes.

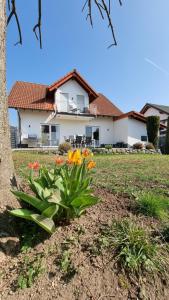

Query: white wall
[54,79,89,112]
[87,117,114,145]
[19,110,147,147]
[113,118,128,144]
[128,118,147,145]
[113,118,147,146]
[19,110,114,145]
[144,107,168,123]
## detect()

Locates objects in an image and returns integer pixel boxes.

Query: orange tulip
[87,160,96,170]
[28,161,40,170]
[66,158,73,165]
[55,157,64,165]
[82,148,91,158]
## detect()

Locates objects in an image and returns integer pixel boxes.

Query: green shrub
[105,144,112,150]
[10,149,98,234]
[145,143,155,150]
[58,142,72,154]
[97,219,166,275]
[136,192,169,220]
[147,116,160,148]
[133,142,143,149]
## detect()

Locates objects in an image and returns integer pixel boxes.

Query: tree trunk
[0,0,18,213]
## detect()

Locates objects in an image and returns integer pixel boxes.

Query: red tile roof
[8,81,54,111]
[114,111,166,129]
[8,71,123,117]
[114,111,146,122]
[90,93,123,116]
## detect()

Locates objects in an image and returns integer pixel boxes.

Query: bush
[145,143,155,150]
[147,116,160,149]
[58,142,72,154]
[105,144,112,150]
[97,219,166,275]
[10,149,98,234]
[136,192,169,221]
[133,142,143,149]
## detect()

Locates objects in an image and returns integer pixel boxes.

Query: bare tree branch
[7,0,122,49]
[7,0,22,45]
[83,0,122,47]
[33,0,42,49]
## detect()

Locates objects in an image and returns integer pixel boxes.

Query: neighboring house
[140,103,169,149]
[140,103,169,126]
[8,70,164,148]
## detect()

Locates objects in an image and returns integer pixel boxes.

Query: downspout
[17,109,21,146]
[45,103,57,124]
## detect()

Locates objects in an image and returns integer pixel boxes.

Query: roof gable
[49,69,98,100]
[140,103,169,115]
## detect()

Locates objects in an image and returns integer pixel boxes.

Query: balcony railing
[60,106,90,114]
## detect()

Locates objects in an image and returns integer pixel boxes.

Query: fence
[10,126,18,149]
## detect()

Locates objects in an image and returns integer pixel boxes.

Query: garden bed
[1,188,168,300]
[1,153,169,299]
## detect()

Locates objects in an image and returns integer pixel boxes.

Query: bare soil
[0,188,168,300]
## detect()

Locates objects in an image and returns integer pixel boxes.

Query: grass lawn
[13,151,169,197]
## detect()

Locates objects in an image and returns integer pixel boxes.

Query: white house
[8,70,164,148]
[140,103,169,126]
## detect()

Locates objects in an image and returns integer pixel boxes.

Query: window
[41,124,60,146]
[86,126,100,146]
[60,93,69,112]
[77,95,85,112]
[41,125,49,134]
[141,136,147,142]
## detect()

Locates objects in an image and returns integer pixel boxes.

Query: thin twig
[82,0,88,12]
[94,0,104,19]
[7,0,22,45]
[33,0,42,49]
[101,0,117,46]
[83,0,122,47]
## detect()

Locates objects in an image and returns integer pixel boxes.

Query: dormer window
[77,95,85,112]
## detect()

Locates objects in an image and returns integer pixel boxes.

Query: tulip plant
[10,149,98,234]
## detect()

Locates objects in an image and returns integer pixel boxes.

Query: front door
[41,124,60,146]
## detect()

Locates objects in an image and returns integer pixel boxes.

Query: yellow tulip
[67,149,82,164]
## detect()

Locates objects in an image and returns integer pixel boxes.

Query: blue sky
[7,0,169,126]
